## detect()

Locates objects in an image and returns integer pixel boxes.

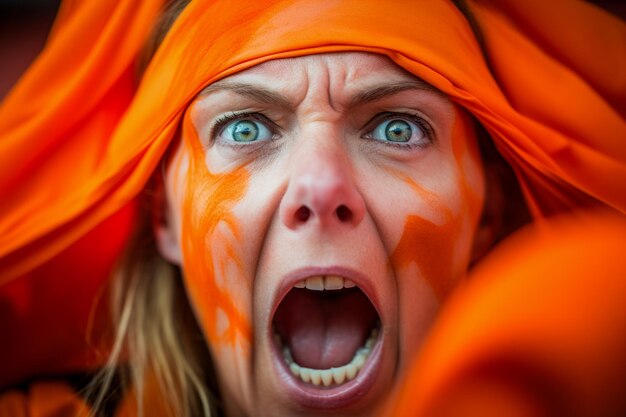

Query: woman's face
[160,52,485,417]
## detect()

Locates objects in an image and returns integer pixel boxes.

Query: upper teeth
[294,275,357,291]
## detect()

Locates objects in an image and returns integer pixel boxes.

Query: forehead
[239,52,407,78]
[201,52,443,100]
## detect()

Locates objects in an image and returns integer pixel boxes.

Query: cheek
[390,110,485,300]
[390,200,462,300]
[450,110,485,223]
[175,113,253,355]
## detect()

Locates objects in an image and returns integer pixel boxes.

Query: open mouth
[272,275,381,388]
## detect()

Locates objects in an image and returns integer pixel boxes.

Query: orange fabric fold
[0,0,164,281]
[0,0,161,388]
[468,0,626,216]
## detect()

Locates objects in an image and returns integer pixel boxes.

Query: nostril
[295,206,311,222]
[336,204,353,222]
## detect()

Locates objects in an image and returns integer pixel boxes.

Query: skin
[158,52,485,417]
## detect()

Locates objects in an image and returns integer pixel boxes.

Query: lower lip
[270,329,384,410]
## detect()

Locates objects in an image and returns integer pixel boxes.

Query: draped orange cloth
[0,0,624,415]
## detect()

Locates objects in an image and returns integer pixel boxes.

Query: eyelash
[362,112,435,150]
[210,111,279,146]
[209,111,435,150]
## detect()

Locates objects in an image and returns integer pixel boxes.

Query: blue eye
[219,117,273,143]
[368,116,428,146]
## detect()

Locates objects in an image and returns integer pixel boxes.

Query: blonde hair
[85,2,222,415]
[87,210,220,417]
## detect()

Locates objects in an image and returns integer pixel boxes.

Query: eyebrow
[348,80,443,108]
[200,79,442,109]
[200,81,292,108]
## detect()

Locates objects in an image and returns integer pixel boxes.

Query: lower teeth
[278,327,379,387]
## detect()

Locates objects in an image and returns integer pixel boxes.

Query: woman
[0,1,624,416]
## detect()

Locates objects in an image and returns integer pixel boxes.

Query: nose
[280,142,366,230]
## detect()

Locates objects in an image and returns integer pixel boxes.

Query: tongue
[273,288,377,369]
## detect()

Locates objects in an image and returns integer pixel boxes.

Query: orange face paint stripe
[180,110,252,345]
[388,173,462,300]
[390,215,461,301]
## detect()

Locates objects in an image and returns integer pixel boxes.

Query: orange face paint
[179,109,252,347]
[389,177,462,300]
[390,111,484,300]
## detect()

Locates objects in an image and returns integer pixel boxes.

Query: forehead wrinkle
[200,81,293,109]
[348,81,445,108]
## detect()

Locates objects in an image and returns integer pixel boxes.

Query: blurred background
[0,0,60,99]
[1,0,625,100]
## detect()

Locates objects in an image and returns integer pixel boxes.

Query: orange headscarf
[0,0,624,411]
[1,0,625,281]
